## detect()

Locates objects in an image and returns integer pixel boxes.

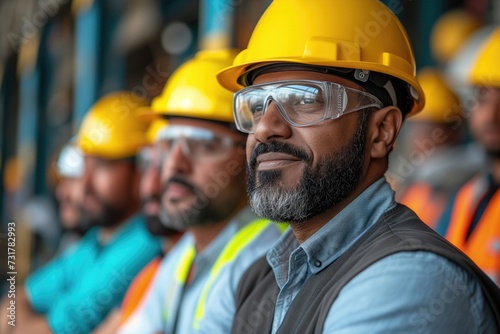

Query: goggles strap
[244,63,395,108]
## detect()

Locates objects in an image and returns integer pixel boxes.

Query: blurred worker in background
[0,92,162,334]
[431,8,482,100]
[118,49,283,334]
[396,68,478,228]
[53,138,86,252]
[94,119,183,334]
[430,9,482,67]
[392,8,485,229]
[437,28,500,286]
[216,0,500,332]
[120,118,183,321]
[137,119,183,247]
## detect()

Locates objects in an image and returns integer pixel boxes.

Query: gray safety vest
[231,204,500,334]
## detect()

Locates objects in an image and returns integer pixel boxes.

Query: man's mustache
[83,190,104,206]
[161,176,200,196]
[141,195,161,207]
[248,141,311,170]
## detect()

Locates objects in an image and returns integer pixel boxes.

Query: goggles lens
[137,147,160,172]
[234,79,383,133]
[157,125,239,162]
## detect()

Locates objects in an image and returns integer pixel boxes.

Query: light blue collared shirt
[267,177,497,333]
[119,207,283,334]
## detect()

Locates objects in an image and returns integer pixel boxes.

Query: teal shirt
[25,215,162,334]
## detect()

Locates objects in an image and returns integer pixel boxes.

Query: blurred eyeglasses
[156,125,243,162]
[234,79,383,133]
[137,146,160,172]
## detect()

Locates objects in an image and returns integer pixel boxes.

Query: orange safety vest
[399,181,447,229]
[119,256,162,325]
[445,175,500,285]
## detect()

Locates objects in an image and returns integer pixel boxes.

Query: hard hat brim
[137,107,163,121]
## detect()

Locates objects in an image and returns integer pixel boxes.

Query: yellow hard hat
[431,10,481,64]
[470,27,500,87]
[150,49,239,123]
[217,0,425,116]
[411,68,462,123]
[146,119,169,144]
[78,91,150,159]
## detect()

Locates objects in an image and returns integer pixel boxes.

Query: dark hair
[389,77,414,119]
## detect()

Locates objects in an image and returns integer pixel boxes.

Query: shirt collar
[267,177,396,284]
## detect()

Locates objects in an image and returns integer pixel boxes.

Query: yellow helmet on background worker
[470,27,500,87]
[78,91,150,159]
[431,9,481,64]
[411,68,462,124]
[217,0,425,117]
[146,119,169,144]
[150,49,239,123]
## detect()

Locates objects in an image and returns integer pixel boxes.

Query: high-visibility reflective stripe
[120,257,162,325]
[192,218,278,329]
[163,245,196,323]
[175,245,196,283]
[446,176,500,285]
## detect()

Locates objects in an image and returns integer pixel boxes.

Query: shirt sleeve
[25,246,77,314]
[29,222,159,334]
[47,244,160,334]
[323,251,497,334]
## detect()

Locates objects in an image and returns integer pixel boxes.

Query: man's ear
[368,106,403,159]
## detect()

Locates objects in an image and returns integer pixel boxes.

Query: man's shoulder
[156,234,194,273]
[359,204,480,271]
[324,250,499,333]
[221,219,282,277]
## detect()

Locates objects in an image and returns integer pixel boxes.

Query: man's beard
[82,194,129,230]
[159,176,240,231]
[141,196,181,237]
[485,148,500,159]
[64,206,88,236]
[247,113,368,225]
[57,200,88,235]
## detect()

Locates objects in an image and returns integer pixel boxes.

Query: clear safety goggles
[234,79,383,133]
[156,125,242,162]
[137,146,160,172]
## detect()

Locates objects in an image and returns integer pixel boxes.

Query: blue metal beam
[199,0,234,49]
[73,0,102,131]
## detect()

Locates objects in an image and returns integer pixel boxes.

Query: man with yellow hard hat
[118,50,283,334]
[215,0,500,332]
[4,92,162,334]
[437,28,500,287]
[92,119,183,334]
